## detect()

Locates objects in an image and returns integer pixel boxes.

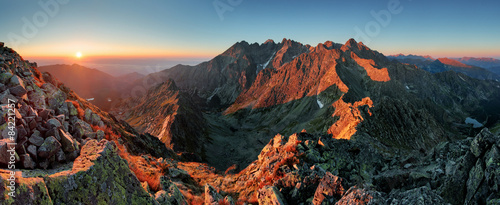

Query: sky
[1,0,499,75]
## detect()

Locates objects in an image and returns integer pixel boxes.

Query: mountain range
[37,64,144,111]
[1,39,500,204]
[388,54,500,80]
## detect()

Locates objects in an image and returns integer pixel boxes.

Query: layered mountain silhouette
[453,57,500,75]
[37,64,142,111]
[389,54,500,80]
[2,39,500,204]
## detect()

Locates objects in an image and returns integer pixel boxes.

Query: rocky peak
[437,58,473,68]
[264,39,276,45]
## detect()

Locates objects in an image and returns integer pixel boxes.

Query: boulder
[29,131,44,147]
[471,128,496,157]
[37,136,61,159]
[0,91,16,104]
[67,101,78,116]
[1,126,17,141]
[59,129,78,153]
[27,145,37,159]
[20,154,36,169]
[0,174,52,204]
[27,86,46,109]
[0,139,13,164]
[0,72,13,84]
[38,109,53,121]
[159,177,188,205]
[45,127,61,141]
[313,172,346,205]
[45,118,62,129]
[258,186,287,205]
[41,83,66,109]
[9,85,27,97]
[55,149,66,162]
[44,139,157,204]
[8,75,24,87]
[205,184,223,205]
[336,186,381,205]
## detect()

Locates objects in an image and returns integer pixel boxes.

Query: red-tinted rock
[313,172,347,205]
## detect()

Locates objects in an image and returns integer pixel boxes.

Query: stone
[39,159,49,169]
[0,72,13,84]
[0,139,14,164]
[29,131,45,146]
[38,109,53,121]
[96,130,105,141]
[27,86,47,109]
[1,126,17,141]
[9,85,27,97]
[9,75,24,87]
[336,186,379,205]
[16,124,28,140]
[72,120,93,139]
[46,127,61,141]
[84,132,97,139]
[55,114,65,123]
[55,149,66,162]
[59,128,78,153]
[20,154,36,169]
[0,90,17,104]
[84,108,93,122]
[156,178,188,205]
[67,101,78,116]
[41,83,66,109]
[37,136,61,158]
[258,186,287,205]
[28,117,38,130]
[205,184,223,205]
[471,128,496,157]
[27,144,37,159]
[466,159,485,202]
[313,172,346,205]
[45,118,62,129]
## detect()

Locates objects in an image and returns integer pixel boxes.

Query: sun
[76,51,82,58]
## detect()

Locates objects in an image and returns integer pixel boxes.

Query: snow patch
[317,98,324,108]
[465,117,483,128]
[257,52,276,74]
[86,98,94,101]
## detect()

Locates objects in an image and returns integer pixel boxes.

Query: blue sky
[1,0,499,61]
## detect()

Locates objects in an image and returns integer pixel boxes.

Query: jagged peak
[263,39,275,45]
[281,38,292,44]
[345,38,358,47]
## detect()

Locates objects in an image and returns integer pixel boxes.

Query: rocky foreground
[1,40,500,205]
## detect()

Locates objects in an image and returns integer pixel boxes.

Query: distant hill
[37,64,135,111]
[453,57,500,75]
[388,54,500,80]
